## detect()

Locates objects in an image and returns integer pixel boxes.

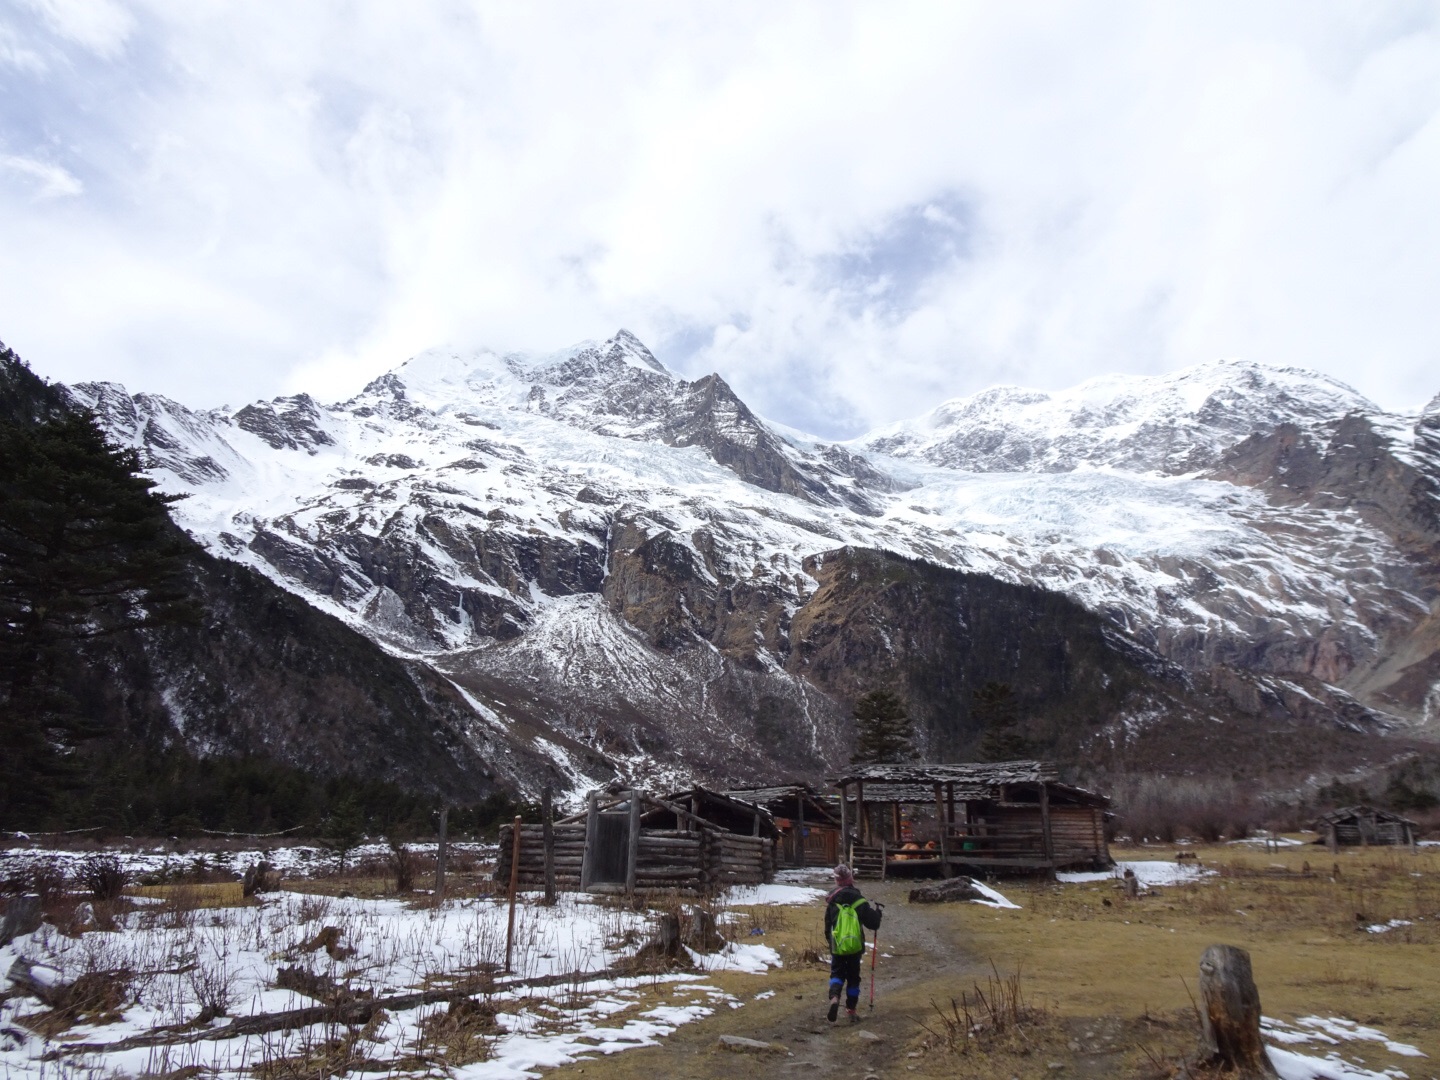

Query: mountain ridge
[56,331,1440,795]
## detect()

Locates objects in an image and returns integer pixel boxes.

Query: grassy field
[546,841,1440,1080]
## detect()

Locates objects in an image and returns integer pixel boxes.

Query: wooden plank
[856,780,866,846]
[1039,782,1054,864]
[626,789,642,895]
[542,787,556,904]
[580,790,599,890]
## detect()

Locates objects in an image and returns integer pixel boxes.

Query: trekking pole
[868,929,878,1009]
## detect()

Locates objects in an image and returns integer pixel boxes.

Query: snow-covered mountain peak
[858,357,1382,476]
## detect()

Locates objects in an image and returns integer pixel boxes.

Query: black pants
[829,952,862,1007]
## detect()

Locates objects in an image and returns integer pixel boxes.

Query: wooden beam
[541,787,556,904]
[856,780,867,846]
[435,807,448,901]
[1039,782,1054,868]
[797,796,806,867]
[625,789,642,895]
[934,782,952,878]
[580,790,599,890]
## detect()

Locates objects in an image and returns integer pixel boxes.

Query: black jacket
[824,884,883,952]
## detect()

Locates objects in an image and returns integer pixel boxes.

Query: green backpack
[832,899,865,956]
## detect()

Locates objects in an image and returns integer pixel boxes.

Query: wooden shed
[831,761,1111,879]
[1312,806,1418,851]
[494,788,777,895]
[721,785,841,868]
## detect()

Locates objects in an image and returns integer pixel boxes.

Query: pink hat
[833,864,855,886]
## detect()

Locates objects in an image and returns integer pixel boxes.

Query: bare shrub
[920,963,1048,1054]
[389,840,417,894]
[186,950,234,1021]
[1112,775,1263,843]
[79,855,128,901]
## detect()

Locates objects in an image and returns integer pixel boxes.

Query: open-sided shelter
[1312,806,1418,850]
[495,787,777,895]
[831,761,1111,878]
[722,785,841,868]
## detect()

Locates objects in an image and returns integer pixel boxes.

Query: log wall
[495,823,775,892]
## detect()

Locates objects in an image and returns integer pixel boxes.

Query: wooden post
[934,782,952,878]
[856,780,867,846]
[580,791,599,890]
[541,786,556,904]
[505,815,522,973]
[796,795,806,867]
[838,783,849,855]
[892,802,902,845]
[625,789,641,895]
[946,782,954,826]
[435,807,448,901]
[1197,944,1278,1079]
[1039,782,1054,866]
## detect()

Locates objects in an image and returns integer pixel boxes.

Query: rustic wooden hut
[721,785,841,868]
[831,761,1111,879]
[1312,806,1418,851]
[494,788,777,895]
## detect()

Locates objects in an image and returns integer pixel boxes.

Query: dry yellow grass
[126,880,246,907]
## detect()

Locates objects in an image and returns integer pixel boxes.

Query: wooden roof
[721,785,840,825]
[831,761,1060,786]
[1313,804,1417,828]
[661,787,781,837]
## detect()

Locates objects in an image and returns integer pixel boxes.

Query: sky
[3,2,1440,439]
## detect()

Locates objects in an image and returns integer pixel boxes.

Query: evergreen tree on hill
[973,680,1034,762]
[0,407,195,820]
[850,689,917,764]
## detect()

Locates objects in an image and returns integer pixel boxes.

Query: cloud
[0,153,82,197]
[18,0,133,58]
[1,2,1439,434]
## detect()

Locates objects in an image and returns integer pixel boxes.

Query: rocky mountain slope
[66,333,1440,794]
[0,343,558,811]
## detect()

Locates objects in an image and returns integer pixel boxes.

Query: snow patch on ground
[968,880,1021,909]
[1263,1015,1425,1080]
[723,882,827,906]
[1057,860,1213,887]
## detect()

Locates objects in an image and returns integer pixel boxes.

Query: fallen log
[907,877,987,904]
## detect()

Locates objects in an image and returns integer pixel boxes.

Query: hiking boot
[846,1008,860,1023]
[827,998,840,1023]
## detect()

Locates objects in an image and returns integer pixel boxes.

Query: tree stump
[1123,868,1140,899]
[689,908,725,952]
[1197,944,1278,1079]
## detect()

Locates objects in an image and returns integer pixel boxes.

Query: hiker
[823,864,882,1023]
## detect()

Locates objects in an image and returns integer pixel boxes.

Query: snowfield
[0,885,785,1079]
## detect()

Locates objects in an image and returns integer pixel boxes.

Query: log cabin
[721,785,841,868]
[1312,805,1418,851]
[494,787,778,895]
[831,761,1112,879]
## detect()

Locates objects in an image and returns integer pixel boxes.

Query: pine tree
[0,409,194,822]
[850,689,917,764]
[973,681,1034,762]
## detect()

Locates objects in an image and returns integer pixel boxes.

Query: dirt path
[552,881,989,1080]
